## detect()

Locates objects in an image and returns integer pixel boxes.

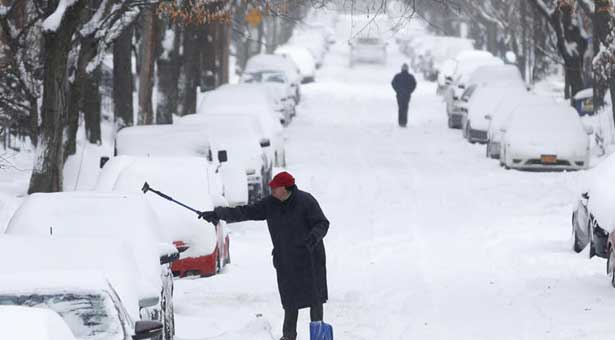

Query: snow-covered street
[173,16,615,340]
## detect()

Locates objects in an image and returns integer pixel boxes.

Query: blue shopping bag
[310,321,333,340]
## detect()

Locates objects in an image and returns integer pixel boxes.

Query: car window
[357,38,381,45]
[0,292,125,340]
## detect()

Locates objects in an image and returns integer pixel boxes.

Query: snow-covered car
[349,37,387,66]
[244,54,302,101]
[96,156,231,278]
[466,64,526,90]
[5,192,177,340]
[0,271,163,340]
[179,113,273,203]
[289,30,327,68]
[436,58,457,96]
[237,77,294,124]
[112,124,234,204]
[573,155,615,262]
[0,306,78,340]
[275,45,317,84]
[462,86,527,144]
[198,84,287,167]
[485,94,555,159]
[0,235,152,323]
[499,103,591,171]
[444,51,502,128]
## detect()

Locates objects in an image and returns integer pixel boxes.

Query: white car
[289,30,327,68]
[198,84,287,167]
[0,272,163,340]
[96,156,231,278]
[241,70,297,121]
[485,94,555,159]
[180,114,272,203]
[445,51,502,128]
[0,235,152,322]
[500,103,592,170]
[112,123,239,205]
[462,86,528,144]
[466,64,526,90]
[0,306,78,340]
[349,37,387,66]
[275,45,317,84]
[244,54,302,101]
[5,192,177,340]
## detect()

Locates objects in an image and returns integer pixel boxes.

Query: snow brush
[141,181,203,215]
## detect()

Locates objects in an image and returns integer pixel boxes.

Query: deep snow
[172,15,614,340]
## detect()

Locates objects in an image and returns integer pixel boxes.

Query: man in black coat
[391,63,417,127]
[199,171,330,340]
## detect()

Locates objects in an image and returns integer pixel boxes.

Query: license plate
[541,155,557,164]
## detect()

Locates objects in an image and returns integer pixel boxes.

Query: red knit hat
[268,171,295,188]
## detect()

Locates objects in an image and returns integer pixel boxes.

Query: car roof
[116,124,212,158]
[0,270,112,295]
[0,306,77,340]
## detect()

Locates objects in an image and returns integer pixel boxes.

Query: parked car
[572,155,615,283]
[244,54,302,101]
[198,84,287,167]
[289,30,327,68]
[444,51,502,128]
[5,192,177,340]
[96,156,231,278]
[499,103,592,170]
[485,94,555,159]
[275,45,317,84]
[179,113,273,203]
[349,37,387,66]
[0,306,78,340]
[0,271,163,340]
[462,86,527,144]
[450,84,477,128]
[112,124,234,204]
[240,70,297,121]
[466,64,526,90]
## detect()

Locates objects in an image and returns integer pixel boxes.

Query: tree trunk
[199,24,216,92]
[83,66,101,143]
[593,0,612,113]
[113,26,134,128]
[28,1,86,194]
[156,22,180,124]
[179,24,199,116]
[138,5,157,125]
[220,23,230,85]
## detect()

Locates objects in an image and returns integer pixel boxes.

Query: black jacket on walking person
[213,186,330,310]
[391,67,417,98]
[391,64,417,127]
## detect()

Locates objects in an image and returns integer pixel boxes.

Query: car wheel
[608,247,615,287]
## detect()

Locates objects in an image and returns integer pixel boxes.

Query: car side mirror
[500,127,507,133]
[133,321,163,340]
[458,84,465,90]
[99,156,110,169]
[218,150,228,163]
[260,139,271,148]
[160,251,180,265]
[582,192,589,200]
[485,114,492,120]
[138,296,159,309]
[453,95,459,101]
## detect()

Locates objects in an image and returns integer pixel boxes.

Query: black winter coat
[391,70,417,98]
[214,187,329,310]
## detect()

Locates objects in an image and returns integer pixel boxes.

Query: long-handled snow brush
[142,181,203,215]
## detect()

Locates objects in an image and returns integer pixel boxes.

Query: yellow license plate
[541,155,557,164]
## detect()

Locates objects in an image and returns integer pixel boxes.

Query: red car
[172,222,231,277]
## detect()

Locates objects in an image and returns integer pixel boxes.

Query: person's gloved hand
[304,233,319,252]
[198,211,219,224]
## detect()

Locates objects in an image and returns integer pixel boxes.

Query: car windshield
[244,71,286,84]
[0,292,125,340]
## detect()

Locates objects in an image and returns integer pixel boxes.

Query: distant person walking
[391,63,417,127]
[198,171,330,340]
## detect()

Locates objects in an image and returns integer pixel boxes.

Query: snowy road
[174,16,615,340]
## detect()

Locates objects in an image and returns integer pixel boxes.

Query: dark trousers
[396,94,410,127]
[282,304,324,339]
